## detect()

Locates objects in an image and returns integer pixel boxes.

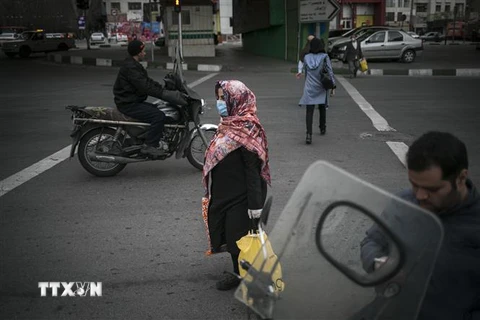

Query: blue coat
[299,53,335,106]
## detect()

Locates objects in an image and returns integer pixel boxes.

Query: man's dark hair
[406,131,468,181]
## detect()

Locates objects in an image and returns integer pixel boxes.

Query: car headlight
[339,46,346,51]
[201,98,205,107]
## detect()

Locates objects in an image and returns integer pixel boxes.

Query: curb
[290,66,480,76]
[47,53,223,72]
[48,53,480,76]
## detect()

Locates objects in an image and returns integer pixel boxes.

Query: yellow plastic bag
[237,230,284,292]
[359,58,368,72]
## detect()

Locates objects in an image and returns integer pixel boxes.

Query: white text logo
[38,282,102,297]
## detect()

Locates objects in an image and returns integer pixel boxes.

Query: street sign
[299,0,340,23]
[78,16,85,30]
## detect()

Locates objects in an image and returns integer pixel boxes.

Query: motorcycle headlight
[201,99,205,107]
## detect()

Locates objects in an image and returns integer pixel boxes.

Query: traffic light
[174,0,181,13]
[76,0,89,10]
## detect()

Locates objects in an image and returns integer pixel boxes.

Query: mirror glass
[317,202,402,286]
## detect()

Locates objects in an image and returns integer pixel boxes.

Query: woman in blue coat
[297,38,336,144]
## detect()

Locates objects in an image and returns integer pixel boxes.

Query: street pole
[452,6,457,44]
[178,10,183,62]
[149,0,154,62]
[408,0,414,32]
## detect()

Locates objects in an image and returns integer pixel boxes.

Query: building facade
[384,0,467,31]
[331,0,386,30]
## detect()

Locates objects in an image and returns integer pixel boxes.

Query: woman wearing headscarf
[202,80,271,291]
[298,38,336,144]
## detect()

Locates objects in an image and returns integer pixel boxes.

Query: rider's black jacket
[113,57,165,108]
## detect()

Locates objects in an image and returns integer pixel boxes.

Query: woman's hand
[296,72,302,79]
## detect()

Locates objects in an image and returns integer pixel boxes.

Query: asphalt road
[0,59,479,319]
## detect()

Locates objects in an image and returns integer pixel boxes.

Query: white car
[407,31,420,39]
[0,33,20,48]
[90,32,106,45]
[116,33,128,42]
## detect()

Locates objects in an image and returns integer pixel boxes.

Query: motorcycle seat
[81,106,141,122]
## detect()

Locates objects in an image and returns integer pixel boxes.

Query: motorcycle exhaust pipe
[88,153,147,164]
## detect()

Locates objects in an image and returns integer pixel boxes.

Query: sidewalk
[47,40,480,76]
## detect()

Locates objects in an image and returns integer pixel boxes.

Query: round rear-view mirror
[316,201,405,288]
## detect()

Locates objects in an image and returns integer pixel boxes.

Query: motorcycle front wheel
[186,127,217,170]
[78,127,127,177]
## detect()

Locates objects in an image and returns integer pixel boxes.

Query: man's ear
[457,169,468,186]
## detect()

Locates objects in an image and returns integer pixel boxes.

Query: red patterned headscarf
[202,80,271,195]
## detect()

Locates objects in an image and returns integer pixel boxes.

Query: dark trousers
[306,104,326,135]
[348,59,359,77]
[118,102,165,147]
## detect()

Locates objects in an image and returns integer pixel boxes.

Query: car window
[369,31,385,43]
[388,31,404,42]
[33,33,44,40]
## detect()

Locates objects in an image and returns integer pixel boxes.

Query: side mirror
[365,39,371,44]
[315,200,405,288]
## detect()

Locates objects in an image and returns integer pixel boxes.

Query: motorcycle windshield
[235,161,444,320]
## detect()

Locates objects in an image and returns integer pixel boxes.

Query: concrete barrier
[96,58,112,67]
[166,62,187,70]
[369,69,383,76]
[198,64,222,72]
[71,56,83,65]
[456,68,480,76]
[408,69,433,76]
[54,54,62,63]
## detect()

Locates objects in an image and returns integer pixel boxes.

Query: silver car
[90,32,105,45]
[360,30,423,63]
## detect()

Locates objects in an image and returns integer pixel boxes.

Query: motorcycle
[65,63,217,177]
[235,161,444,320]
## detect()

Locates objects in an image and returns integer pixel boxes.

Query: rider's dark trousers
[118,102,165,147]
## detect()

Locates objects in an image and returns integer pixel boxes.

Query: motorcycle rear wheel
[78,127,126,177]
[186,127,217,170]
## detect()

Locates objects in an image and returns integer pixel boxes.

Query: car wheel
[58,43,69,51]
[19,46,31,58]
[402,49,415,63]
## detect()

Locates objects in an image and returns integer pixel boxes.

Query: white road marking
[0,73,218,198]
[386,141,409,167]
[337,76,408,168]
[0,146,71,197]
[336,76,396,132]
[189,73,218,87]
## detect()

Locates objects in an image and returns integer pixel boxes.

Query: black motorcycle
[66,73,217,177]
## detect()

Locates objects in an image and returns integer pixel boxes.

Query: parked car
[334,29,423,63]
[0,32,20,48]
[407,31,420,39]
[330,28,389,60]
[328,29,351,38]
[2,29,75,58]
[420,31,444,42]
[90,32,105,45]
[328,26,392,56]
[116,33,128,42]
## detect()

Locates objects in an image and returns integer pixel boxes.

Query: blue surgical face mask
[216,100,228,117]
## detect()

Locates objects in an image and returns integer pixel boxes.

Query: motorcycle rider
[113,40,188,157]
